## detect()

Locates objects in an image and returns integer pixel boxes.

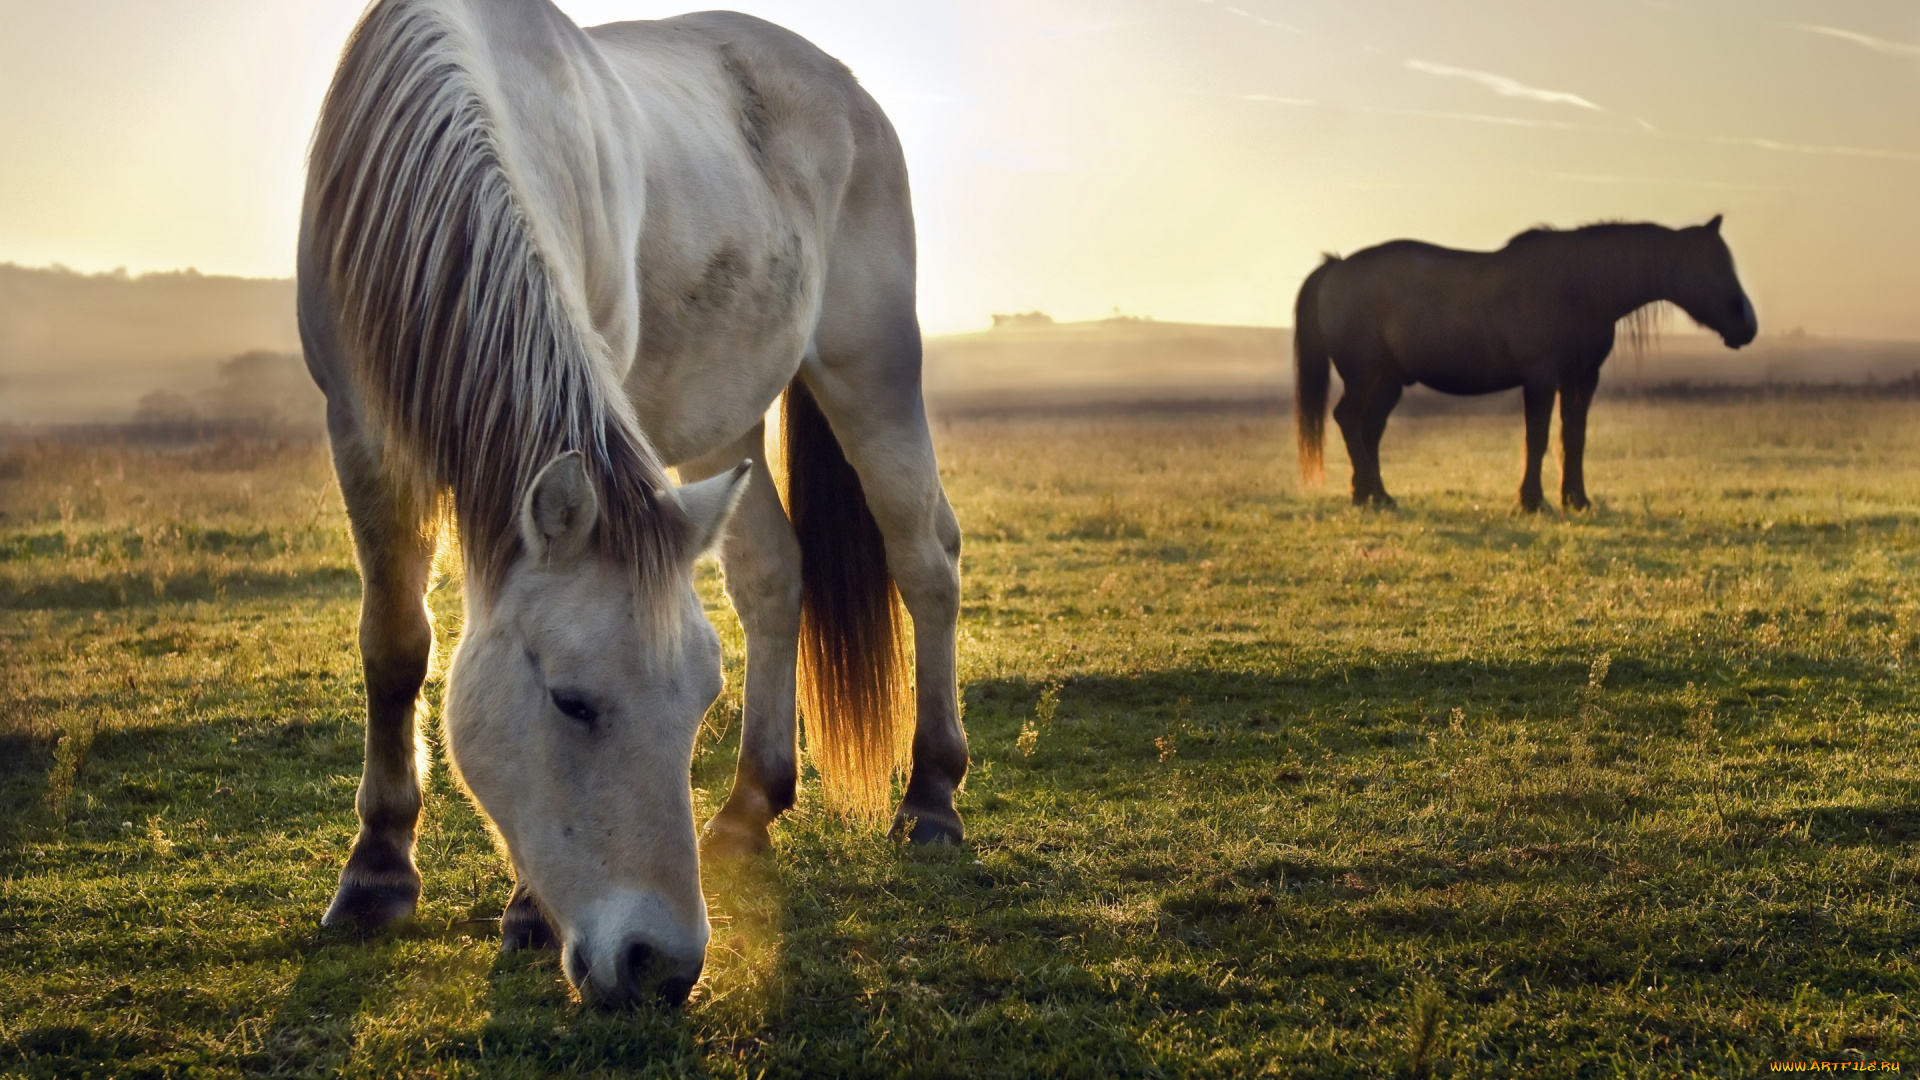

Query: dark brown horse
[1295,217,1757,510]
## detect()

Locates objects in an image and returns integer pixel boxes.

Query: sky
[0,0,1915,337]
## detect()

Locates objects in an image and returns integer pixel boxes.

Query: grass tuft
[1405,984,1446,1077]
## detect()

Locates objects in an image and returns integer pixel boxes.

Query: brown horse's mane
[1617,301,1673,362]
[1506,220,1673,248]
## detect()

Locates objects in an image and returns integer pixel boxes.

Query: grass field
[4,397,1920,1078]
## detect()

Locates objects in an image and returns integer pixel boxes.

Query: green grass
[4,398,1919,1077]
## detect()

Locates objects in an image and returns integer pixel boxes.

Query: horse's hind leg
[682,425,803,858]
[322,410,436,929]
[807,332,968,844]
[1334,370,1400,506]
[1332,383,1372,504]
[1359,380,1403,507]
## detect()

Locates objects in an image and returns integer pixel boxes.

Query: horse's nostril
[619,939,700,1006]
[657,973,697,1006]
[624,940,661,997]
[563,938,593,989]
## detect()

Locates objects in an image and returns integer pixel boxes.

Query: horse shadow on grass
[962,644,1916,761]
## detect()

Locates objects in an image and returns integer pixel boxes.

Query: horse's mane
[308,0,688,599]
[1616,300,1671,362]
[1506,220,1671,248]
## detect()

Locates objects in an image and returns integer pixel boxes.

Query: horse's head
[1671,215,1757,349]
[444,451,747,1008]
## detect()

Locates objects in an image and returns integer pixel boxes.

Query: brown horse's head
[1670,215,1757,349]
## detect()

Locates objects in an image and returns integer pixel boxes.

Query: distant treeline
[131,350,324,431]
[0,264,299,425]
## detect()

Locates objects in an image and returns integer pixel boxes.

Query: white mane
[306,0,687,597]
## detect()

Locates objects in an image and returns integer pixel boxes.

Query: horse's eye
[550,690,598,726]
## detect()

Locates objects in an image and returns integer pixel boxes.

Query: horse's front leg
[1518,381,1556,513]
[323,420,436,929]
[1558,371,1598,511]
[687,428,803,858]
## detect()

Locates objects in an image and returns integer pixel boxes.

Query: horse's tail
[782,378,909,821]
[1294,256,1339,485]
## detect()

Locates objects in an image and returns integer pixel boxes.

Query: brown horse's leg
[1335,375,1400,507]
[1333,383,1377,505]
[1558,372,1598,510]
[1518,382,1556,513]
[683,426,804,858]
[323,420,436,929]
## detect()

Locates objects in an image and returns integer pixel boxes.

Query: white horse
[298,0,967,1007]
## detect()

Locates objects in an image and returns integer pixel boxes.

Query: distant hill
[0,264,300,424]
[924,318,1289,412]
[4,265,1919,425]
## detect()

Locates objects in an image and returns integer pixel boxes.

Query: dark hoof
[700,812,773,861]
[1518,494,1545,513]
[322,871,420,930]
[1353,492,1397,509]
[891,802,964,845]
[1563,495,1591,512]
[501,883,557,953]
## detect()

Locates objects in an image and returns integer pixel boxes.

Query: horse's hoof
[891,802,964,845]
[700,812,773,860]
[500,886,557,953]
[1564,496,1591,512]
[321,870,420,930]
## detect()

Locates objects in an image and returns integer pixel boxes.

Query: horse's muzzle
[1725,298,1758,349]
[566,935,704,1008]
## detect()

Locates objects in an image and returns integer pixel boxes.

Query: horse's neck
[1572,233,1676,321]
[452,0,650,368]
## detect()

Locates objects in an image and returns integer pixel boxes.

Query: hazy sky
[0,0,1915,336]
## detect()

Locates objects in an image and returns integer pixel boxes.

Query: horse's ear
[1705,214,1723,233]
[677,461,752,556]
[521,451,599,565]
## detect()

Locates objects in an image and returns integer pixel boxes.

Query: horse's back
[1318,241,1506,372]
[584,14,905,463]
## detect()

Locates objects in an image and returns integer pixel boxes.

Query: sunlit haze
[0,0,1915,336]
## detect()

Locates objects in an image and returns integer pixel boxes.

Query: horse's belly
[1411,367,1522,396]
[623,171,829,465]
[1388,323,1520,396]
[625,341,801,467]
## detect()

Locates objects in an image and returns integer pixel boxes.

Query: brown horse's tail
[781,378,909,821]
[1294,257,1338,485]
